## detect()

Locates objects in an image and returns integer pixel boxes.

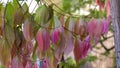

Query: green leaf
[34,5,49,26]
[13,0,19,11]
[54,16,62,28]
[5,3,14,27]
[4,24,15,47]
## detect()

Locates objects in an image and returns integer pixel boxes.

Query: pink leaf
[87,19,96,36]
[74,36,92,63]
[42,29,50,51]
[36,29,44,51]
[51,28,61,45]
[25,61,33,68]
[74,39,82,63]
[54,34,66,62]
[94,20,103,44]
[102,18,110,34]
[11,56,23,68]
[105,0,110,17]
[43,58,49,68]
[64,33,74,55]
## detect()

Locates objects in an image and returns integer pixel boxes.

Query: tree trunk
[111,0,120,67]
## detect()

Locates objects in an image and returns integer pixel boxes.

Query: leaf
[54,16,62,28]
[43,58,49,68]
[42,29,50,51]
[101,18,110,34]
[59,15,64,26]
[94,20,103,44]
[74,39,81,63]
[4,24,15,47]
[5,3,14,27]
[36,29,50,51]
[87,19,96,36]
[25,61,33,68]
[0,37,11,66]
[22,3,29,13]
[14,8,24,25]
[68,18,74,31]
[74,36,92,63]
[0,4,4,28]
[13,0,19,11]
[64,33,74,55]
[36,29,43,51]
[54,33,66,62]
[74,20,80,34]
[51,28,61,45]
[105,0,110,17]
[11,56,23,68]
[35,5,49,25]
[23,18,33,41]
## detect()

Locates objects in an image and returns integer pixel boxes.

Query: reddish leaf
[54,34,66,62]
[11,56,23,68]
[25,61,33,68]
[74,20,80,34]
[74,36,92,63]
[14,8,24,25]
[36,29,50,52]
[51,28,61,45]
[23,19,33,41]
[87,19,96,36]
[36,29,43,51]
[42,29,50,51]
[94,20,103,44]
[105,0,110,17]
[43,58,49,68]
[74,39,82,63]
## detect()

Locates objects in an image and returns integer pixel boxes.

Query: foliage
[0,0,111,68]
